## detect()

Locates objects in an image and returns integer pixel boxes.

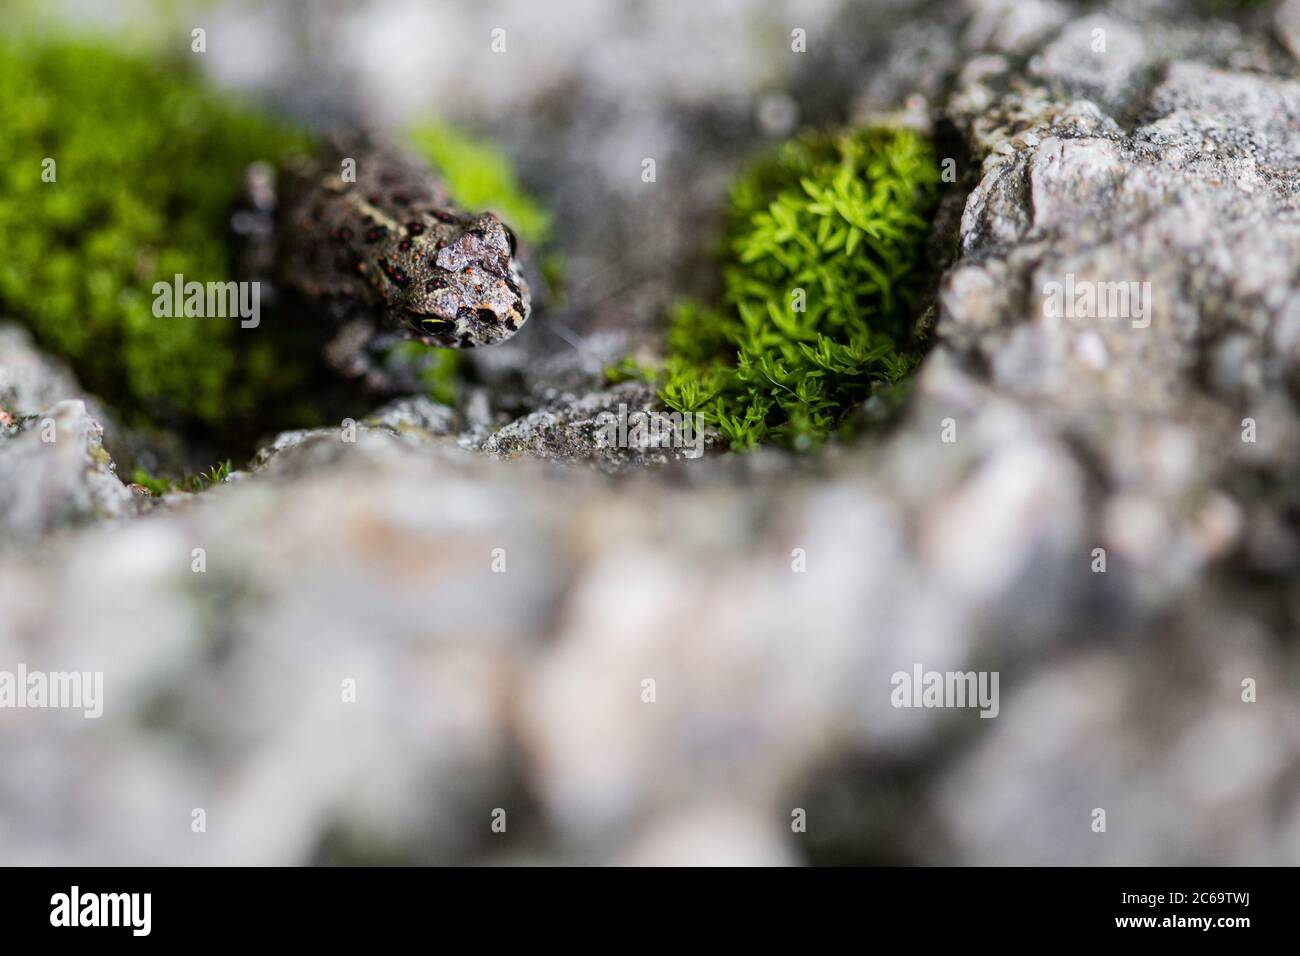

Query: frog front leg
[230,161,280,293]
[320,304,431,397]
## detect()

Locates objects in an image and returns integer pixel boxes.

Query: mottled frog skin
[236,132,530,382]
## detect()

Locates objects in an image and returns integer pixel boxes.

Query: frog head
[386,211,530,348]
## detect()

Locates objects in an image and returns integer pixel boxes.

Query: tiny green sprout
[132,459,231,495]
[657,126,941,450]
[186,460,233,492]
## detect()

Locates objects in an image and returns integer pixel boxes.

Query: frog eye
[421,317,455,334]
[503,225,518,256]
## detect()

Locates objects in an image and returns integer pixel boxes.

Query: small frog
[233,132,531,389]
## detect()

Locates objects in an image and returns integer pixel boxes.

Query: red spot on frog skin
[378,257,409,286]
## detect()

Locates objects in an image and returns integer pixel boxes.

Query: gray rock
[479,381,714,468]
[962,0,1069,57]
[1279,0,1300,63]
[364,395,462,439]
[1029,14,1151,115]
[0,398,141,547]
[0,324,83,416]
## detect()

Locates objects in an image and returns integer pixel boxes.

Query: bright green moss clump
[0,38,311,432]
[656,127,941,450]
[407,121,552,245]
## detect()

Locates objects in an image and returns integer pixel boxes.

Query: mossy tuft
[0,38,312,433]
[132,458,232,495]
[655,127,941,450]
[406,121,552,246]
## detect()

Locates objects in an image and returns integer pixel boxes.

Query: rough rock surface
[0,327,143,547]
[4,0,1300,865]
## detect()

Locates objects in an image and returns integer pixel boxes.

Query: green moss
[656,127,941,450]
[540,252,568,304]
[387,341,464,407]
[407,121,551,245]
[186,458,233,491]
[0,38,311,434]
[130,469,173,497]
[605,356,660,385]
[132,458,231,495]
